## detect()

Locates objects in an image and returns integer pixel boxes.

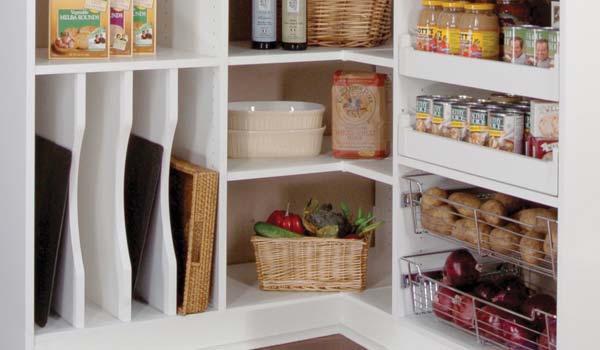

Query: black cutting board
[124,134,163,293]
[35,136,72,327]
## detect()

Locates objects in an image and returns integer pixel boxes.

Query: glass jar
[436,2,466,55]
[459,3,499,59]
[417,0,444,52]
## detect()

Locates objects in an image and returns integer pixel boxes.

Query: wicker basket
[307,0,392,48]
[251,233,371,292]
[169,157,219,315]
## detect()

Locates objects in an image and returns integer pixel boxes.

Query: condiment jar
[436,2,466,55]
[417,0,444,52]
[459,3,500,59]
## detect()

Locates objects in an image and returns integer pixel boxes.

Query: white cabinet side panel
[132,69,178,316]
[35,74,86,328]
[80,72,133,321]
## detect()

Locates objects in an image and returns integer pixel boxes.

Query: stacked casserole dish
[228,101,326,158]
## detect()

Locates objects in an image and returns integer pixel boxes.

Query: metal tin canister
[449,103,473,141]
[432,98,457,137]
[416,95,437,133]
[469,107,490,146]
[488,109,525,154]
[503,26,528,64]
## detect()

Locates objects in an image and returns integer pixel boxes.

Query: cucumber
[254,222,303,239]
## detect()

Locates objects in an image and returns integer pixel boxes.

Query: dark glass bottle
[282,0,307,50]
[252,0,277,50]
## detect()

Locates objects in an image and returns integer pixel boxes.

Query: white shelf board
[227,152,341,181]
[227,263,339,310]
[399,41,559,101]
[35,48,220,75]
[345,46,394,69]
[228,41,343,66]
[228,41,394,67]
[397,127,559,207]
[343,158,394,185]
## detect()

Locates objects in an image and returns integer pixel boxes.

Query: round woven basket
[307,0,392,48]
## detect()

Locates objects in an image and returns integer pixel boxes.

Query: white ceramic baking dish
[228,101,325,131]
[228,127,326,158]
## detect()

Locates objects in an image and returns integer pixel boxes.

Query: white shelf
[397,127,559,207]
[227,263,339,310]
[35,48,220,75]
[228,41,394,68]
[398,41,559,101]
[344,158,394,185]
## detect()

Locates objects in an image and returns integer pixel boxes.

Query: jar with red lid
[497,0,530,55]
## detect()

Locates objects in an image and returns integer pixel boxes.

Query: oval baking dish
[228,101,325,131]
[228,127,326,158]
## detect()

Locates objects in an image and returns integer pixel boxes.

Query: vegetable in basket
[266,203,304,234]
[302,198,383,239]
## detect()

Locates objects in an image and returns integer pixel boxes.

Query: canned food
[450,95,473,101]
[416,95,436,133]
[432,99,456,137]
[503,26,528,64]
[490,93,522,104]
[525,27,557,68]
[488,109,524,153]
[469,107,490,145]
[476,99,492,104]
[449,103,472,141]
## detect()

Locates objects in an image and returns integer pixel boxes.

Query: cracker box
[530,100,559,139]
[49,0,110,59]
[530,136,558,161]
[110,0,134,56]
[133,0,156,55]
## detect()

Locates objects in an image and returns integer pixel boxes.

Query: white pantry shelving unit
[3,0,600,350]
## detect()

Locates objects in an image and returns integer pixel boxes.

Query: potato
[515,208,557,233]
[448,192,482,218]
[422,187,448,211]
[480,199,507,226]
[492,193,523,213]
[421,205,456,236]
[520,231,546,266]
[489,223,521,255]
[543,222,558,258]
[451,219,490,249]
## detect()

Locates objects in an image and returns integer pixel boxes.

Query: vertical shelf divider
[132,68,179,316]
[35,73,87,328]
[79,71,133,322]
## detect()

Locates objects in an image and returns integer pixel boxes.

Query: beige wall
[227,172,375,265]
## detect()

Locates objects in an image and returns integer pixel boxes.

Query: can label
[503,27,528,64]
[488,112,524,153]
[432,101,453,137]
[460,30,499,59]
[525,28,557,68]
[416,97,433,133]
[450,105,469,141]
[469,109,489,145]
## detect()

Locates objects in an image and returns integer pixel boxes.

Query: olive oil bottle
[252,0,277,50]
[282,0,307,50]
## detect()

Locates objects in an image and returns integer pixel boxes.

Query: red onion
[521,294,557,331]
[443,249,482,288]
[477,305,509,345]
[538,318,557,350]
[492,276,530,311]
[502,315,538,350]
[472,281,500,303]
[433,287,457,322]
[453,294,476,330]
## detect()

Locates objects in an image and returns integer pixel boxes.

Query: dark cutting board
[35,136,72,327]
[124,134,163,293]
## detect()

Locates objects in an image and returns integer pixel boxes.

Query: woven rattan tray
[169,157,219,315]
